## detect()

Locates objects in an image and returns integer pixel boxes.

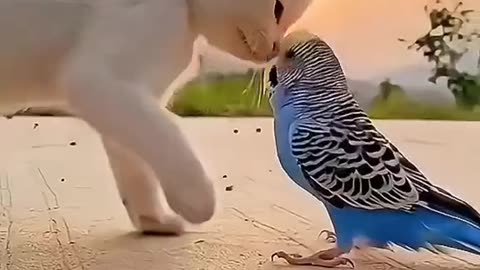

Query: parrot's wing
[290,118,428,211]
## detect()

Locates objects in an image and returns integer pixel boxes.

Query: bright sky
[290,0,480,80]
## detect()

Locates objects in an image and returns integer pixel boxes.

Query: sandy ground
[1,116,480,270]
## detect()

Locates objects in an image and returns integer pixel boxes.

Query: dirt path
[1,117,480,270]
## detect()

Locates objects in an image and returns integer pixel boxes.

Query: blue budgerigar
[268,30,480,268]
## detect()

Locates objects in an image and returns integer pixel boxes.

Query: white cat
[0,0,312,234]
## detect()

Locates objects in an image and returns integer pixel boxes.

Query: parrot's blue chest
[273,104,325,196]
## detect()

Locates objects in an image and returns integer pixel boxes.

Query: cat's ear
[277,0,312,32]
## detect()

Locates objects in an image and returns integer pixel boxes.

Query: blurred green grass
[168,75,480,121]
[369,91,480,121]
[168,74,272,117]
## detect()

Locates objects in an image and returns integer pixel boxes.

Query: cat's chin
[234,30,274,64]
[199,36,277,69]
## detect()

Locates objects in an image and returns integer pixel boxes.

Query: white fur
[0,0,311,234]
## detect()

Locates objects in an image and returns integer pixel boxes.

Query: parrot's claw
[271,248,354,268]
[318,229,337,243]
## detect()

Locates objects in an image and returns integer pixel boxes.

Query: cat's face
[193,0,312,64]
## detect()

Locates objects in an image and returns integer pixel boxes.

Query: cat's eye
[274,0,284,24]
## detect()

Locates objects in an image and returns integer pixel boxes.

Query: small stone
[225,185,234,191]
[233,129,239,134]
[194,239,205,244]
[256,127,262,133]
[69,141,77,146]
[33,123,39,129]
[222,174,228,179]
[60,178,65,182]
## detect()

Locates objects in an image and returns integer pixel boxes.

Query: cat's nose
[267,41,280,61]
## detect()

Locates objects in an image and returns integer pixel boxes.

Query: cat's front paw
[137,214,185,235]
[122,199,185,235]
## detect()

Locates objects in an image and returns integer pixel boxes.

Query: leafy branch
[399,0,480,109]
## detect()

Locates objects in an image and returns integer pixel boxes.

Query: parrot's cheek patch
[276,61,297,81]
[277,62,293,73]
[278,84,292,98]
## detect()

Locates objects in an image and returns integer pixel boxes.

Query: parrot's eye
[285,49,295,59]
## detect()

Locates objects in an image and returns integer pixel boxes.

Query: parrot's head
[267,30,347,105]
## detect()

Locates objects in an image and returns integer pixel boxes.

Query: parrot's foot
[318,229,337,243]
[271,248,354,268]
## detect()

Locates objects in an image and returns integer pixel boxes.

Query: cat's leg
[59,2,216,224]
[103,138,185,235]
[63,77,216,224]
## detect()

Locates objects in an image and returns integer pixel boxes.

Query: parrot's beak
[268,65,278,88]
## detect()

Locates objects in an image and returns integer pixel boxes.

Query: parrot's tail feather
[449,224,480,255]
[422,213,480,256]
